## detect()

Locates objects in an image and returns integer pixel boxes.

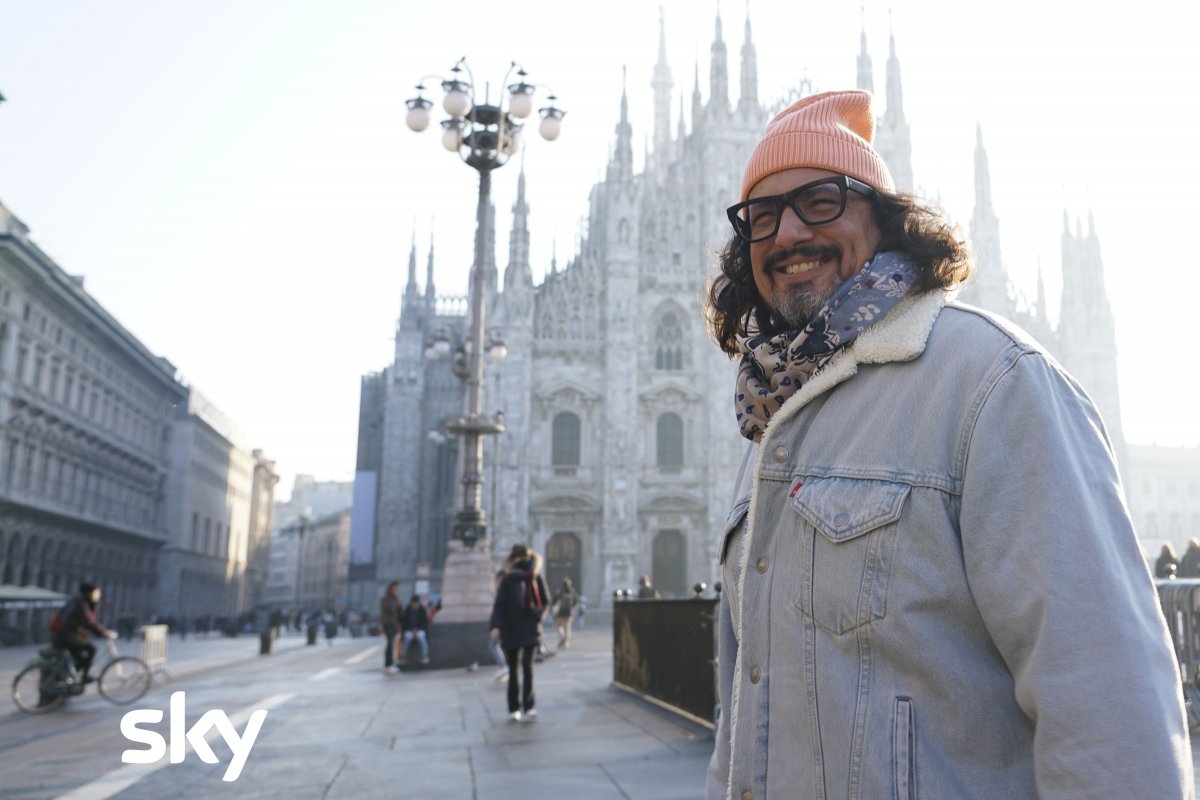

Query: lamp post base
[436,538,496,623]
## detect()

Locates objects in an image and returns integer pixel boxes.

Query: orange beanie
[740,90,894,201]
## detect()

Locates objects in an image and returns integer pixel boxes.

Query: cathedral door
[545,532,582,596]
[652,529,687,597]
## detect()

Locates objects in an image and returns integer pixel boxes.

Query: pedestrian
[552,577,579,650]
[1178,538,1200,578]
[635,575,659,599]
[379,581,401,674]
[399,595,430,665]
[489,544,550,722]
[1156,543,1180,579]
[704,89,1189,798]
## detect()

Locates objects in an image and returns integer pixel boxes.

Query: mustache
[764,245,841,271]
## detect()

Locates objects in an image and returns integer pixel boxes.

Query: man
[635,575,660,599]
[552,577,578,650]
[51,582,116,684]
[704,90,1190,798]
[399,595,430,665]
[379,581,401,674]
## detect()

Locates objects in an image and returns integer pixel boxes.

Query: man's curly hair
[706,190,974,356]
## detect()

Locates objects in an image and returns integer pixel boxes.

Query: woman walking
[489,544,550,722]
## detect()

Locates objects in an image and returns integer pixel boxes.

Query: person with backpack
[552,577,579,650]
[489,544,550,722]
[50,582,116,683]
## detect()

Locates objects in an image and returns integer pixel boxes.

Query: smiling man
[705,90,1191,799]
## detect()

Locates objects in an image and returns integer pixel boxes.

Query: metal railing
[1155,579,1200,727]
[612,597,718,729]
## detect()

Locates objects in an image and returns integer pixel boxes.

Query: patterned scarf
[734,252,918,442]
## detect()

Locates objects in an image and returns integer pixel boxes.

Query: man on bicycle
[52,582,116,683]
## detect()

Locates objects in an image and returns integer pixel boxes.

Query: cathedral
[353,11,1125,607]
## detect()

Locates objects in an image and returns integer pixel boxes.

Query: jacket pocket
[719,495,751,566]
[893,696,916,800]
[790,476,910,635]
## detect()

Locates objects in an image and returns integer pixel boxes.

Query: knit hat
[740,90,894,202]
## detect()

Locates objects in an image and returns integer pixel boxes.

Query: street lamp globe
[405,96,433,132]
[442,79,472,117]
[538,100,565,141]
[441,120,463,152]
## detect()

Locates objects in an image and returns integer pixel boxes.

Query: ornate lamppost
[406,60,561,547]
[404,60,562,636]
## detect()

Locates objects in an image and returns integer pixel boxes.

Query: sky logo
[120,691,269,782]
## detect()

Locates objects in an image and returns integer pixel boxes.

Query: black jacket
[489,567,550,649]
[399,604,429,632]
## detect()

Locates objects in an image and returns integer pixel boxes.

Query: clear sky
[1,0,1198,497]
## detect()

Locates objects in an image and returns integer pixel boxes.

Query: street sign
[415,563,432,579]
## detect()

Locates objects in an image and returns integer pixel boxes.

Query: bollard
[259,627,275,655]
[306,624,318,645]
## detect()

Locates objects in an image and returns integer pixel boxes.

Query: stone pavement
[4,620,1200,799]
[0,616,714,800]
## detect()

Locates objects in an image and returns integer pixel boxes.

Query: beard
[772,287,832,330]
[763,244,844,330]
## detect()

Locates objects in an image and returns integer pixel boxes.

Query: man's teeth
[780,261,820,275]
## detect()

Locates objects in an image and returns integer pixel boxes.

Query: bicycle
[12,638,152,714]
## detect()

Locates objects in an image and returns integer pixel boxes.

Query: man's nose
[774,205,816,245]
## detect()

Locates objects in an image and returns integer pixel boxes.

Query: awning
[0,584,69,608]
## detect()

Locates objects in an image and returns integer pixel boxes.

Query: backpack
[47,598,77,637]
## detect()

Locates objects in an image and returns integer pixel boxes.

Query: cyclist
[51,582,117,684]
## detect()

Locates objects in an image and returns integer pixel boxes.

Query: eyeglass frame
[726,174,877,244]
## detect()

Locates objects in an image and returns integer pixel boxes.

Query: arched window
[656,413,684,470]
[552,412,581,472]
[655,311,684,370]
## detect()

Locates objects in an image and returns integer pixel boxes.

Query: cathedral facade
[355,12,1127,607]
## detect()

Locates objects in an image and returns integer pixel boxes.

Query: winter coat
[399,603,429,632]
[707,291,1190,799]
[489,553,551,649]
[379,593,400,628]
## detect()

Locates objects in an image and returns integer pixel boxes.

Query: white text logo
[120,691,268,782]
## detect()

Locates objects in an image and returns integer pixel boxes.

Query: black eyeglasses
[726,174,876,243]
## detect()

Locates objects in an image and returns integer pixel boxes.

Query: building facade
[358,11,1150,608]
[157,388,255,621]
[0,202,186,641]
[244,449,279,611]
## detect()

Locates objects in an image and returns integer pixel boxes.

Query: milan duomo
[354,11,1128,607]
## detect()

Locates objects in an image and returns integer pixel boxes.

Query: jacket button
[750,666,761,684]
[773,446,788,463]
[833,512,851,529]
[756,557,769,574]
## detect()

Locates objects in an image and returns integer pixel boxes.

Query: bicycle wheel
[98,656,151,705]
[12,664,68,714]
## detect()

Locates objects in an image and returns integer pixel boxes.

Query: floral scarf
[734,252,918,442]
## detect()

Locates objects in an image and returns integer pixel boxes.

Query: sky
[1,0,1198,497]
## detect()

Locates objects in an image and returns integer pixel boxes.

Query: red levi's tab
[789,481,804,498]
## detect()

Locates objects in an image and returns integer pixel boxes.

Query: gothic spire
[406,230,419,297]
[709,7,729,116]
[873,16,913,190]
[652,7,674,160]
[611,66,634,181]
[424,227,436,305]
[738,2,758,116]
[504,157,533,292]
[959,123,1012,316]
[692,58,703,132]
[401,231,421,331]
[886,16,905,115]
[856,7,874,94]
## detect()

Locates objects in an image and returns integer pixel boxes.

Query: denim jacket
[707,290,1192,799]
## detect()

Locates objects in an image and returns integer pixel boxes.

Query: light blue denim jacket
[707,291,1192,799]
